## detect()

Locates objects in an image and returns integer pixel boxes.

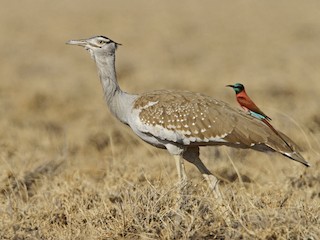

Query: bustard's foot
[203,174,222,201]
[174,178,188,196]
[202,174,232,225]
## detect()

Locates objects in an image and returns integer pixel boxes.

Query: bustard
[67,35,309,199]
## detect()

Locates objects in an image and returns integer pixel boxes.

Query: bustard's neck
[93,53,136,124]
[94,53,120,102]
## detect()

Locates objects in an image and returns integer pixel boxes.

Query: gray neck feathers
[94,52,134,124]
[95,53,121,103]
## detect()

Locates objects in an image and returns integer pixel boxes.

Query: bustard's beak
[66,39,88,47]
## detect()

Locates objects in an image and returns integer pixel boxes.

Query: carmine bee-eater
[226,83,271,121]
[226,83,293,150]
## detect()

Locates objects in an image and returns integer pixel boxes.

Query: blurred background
[0,0,319,182]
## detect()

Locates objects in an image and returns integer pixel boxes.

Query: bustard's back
[67,35,309,199]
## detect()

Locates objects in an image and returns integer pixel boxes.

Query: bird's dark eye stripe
[98,39,112,44]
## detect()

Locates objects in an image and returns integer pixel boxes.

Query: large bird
[67,36,310,199]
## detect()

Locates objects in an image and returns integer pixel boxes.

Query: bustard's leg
[165,144,187,187]
[182,147,231,225]
[182,147,222,200]
[173,155,187,185]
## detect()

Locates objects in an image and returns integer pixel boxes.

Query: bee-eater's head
[226,83,245,94]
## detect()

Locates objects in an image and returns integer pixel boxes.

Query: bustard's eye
[98,40,106,44]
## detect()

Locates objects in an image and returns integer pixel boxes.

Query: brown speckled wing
[133,90,302,155]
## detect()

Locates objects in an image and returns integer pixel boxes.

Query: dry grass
[0,0,319,239]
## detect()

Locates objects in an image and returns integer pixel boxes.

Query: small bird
[226,83,271,121]
[67,36,310,199]
[226,83,300,152]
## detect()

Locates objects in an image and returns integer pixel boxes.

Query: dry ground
[0,1,319,239]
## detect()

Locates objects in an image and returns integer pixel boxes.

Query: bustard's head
[66,35,120,59]
[226,83,245,94]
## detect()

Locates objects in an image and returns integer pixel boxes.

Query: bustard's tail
[275,131,310,167]
[223,108,310,167]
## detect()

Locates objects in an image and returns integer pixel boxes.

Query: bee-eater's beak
[226,85,234,88]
